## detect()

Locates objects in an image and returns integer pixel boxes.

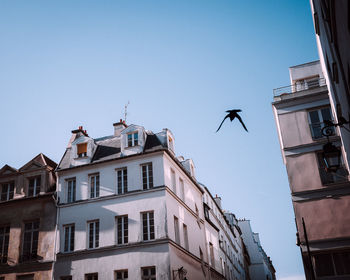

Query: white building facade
[54,121,243,280]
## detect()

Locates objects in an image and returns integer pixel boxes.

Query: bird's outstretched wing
[216,114,230,132]
[236,114,248,132]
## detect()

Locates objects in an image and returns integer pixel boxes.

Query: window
[314,12,320,35]
[1,182,14,201]
[209,242,215,268]
[115,270,128,280]
[179,178,185,201]
[77,143,87,157]
[332,62,339,83]
[60,277,72,280]
[17,275,34,280]
[67,179,76,203]
[170,169,176,194]
[85,273,98,280]
[142,212,155,241]
[142,163,153,190]
[308,107,334,139]
[174,216,180,244]
[88,220,99,249]
[204,203,210,220]
[116,216,128,245]
[183,224,189,250]
[22,221,39,261]
[0,225,10,264]
[63,224,75,252]
[90,174,100,198]
[317,152,348,184]
[28,176,41,197]
[141,267,156,280]
[314,251,350,277]
[117,168,128,194]
[127,132,138,147]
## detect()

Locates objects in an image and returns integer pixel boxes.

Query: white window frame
[141,163,153,190]
[66,178,76,203]
[308,106,334,139]
[28,176,41,197]
[115,215,128,245]
[1,182,14,201]
[89,174,100,199]
[127,131,138,147]
[142,211,155,241]
[87,220,99,249]
[116,168,128,195]
[63,224,75,252]
[115,270,128,280]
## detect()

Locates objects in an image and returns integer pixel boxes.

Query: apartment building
[237,220,275,280]
[54,121,228,280]
[272,61,350,279]
[0,154,57,280]
[310,0,350,173]
[201,187,246,280]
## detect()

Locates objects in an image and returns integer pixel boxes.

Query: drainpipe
[302,218,315,280]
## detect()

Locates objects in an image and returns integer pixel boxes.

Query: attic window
[77,143,87,158]
[127,132,138,147]
[168,136,174,151]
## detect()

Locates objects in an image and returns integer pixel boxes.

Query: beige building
[272,61,350,279]
[0,154,57,280]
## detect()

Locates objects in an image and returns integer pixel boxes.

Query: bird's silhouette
[216,109,248,132]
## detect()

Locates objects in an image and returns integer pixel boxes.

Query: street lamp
[321,119,345,173]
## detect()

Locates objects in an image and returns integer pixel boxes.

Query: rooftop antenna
[124,101,130,123]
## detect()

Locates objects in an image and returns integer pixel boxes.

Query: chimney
[214,194,222,210]
[113,119,127,136]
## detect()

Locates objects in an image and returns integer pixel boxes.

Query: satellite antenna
[124,101,130,123]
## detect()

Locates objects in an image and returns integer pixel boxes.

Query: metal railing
[273,78,326,97]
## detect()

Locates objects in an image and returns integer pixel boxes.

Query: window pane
[309,110,320,124]
[314,253,335,277]
[334,252,350,275]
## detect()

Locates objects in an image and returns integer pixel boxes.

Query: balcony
[273,78,326,97]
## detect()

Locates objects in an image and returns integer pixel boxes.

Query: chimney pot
[79,126,83,130]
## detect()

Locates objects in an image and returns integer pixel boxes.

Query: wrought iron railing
[273,78,326,97]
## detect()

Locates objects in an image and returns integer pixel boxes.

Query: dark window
[115,270,128,280]
[117,168,128,194]
[116,216,128,245]
[332,62,339,83]
[314,12,320,35]
[1,182,14,201]
[88,220,99,249]
[317,153,348,184]
[314,252,350,277]
[85,273,98,280]
[22,221,39,262]
[174,216,180,244]
[142,163,153,190]
[142,212,154,241]
[141,267,156,280]
[17,275,34,280]
[308,107,334,139]
[67,179,76,203]
[60,277,72,280]
[28,177,41,197]
[63,224,75,252]
[0,225,10,264]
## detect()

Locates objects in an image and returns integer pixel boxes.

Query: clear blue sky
[0,1,318,279]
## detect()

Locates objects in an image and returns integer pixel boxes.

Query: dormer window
[28,176,41,197]
[77,143,87,158]
[1,182,14,201]
[127,132,138,147]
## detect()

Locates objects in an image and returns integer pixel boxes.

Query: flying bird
[216,109,248,132]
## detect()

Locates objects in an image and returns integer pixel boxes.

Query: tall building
[272,61,350,278]
[0,154,57,280]
[310,0,350,173]
[54,121,249,280]
[237,220,275,280]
